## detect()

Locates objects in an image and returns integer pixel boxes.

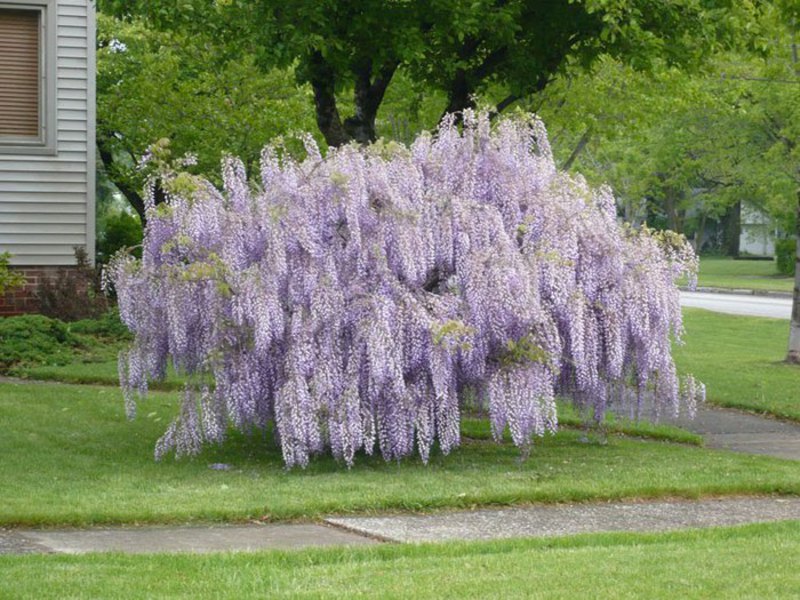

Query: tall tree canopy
[97,0,771,147]
[96,14,317,223]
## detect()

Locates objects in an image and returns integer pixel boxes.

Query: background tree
[96,14,316,224]
[97,0,770,148]
[524,8,800,362]
[96,12,448,225]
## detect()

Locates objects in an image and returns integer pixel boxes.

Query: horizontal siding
[58,5,87,17]
[56,140,87,152]
[0,160,87,172]
[0,171,86,183]
[3,233,87,244]
[57,87,86,100]
[0,199,86,212]
[0,223,86,235]
[0,211,85,223]
[57,79,87,91]
[59,46,87,59]
[0,181,87,193]
[58,57,87,70]
[58,109,87,121]
[0,0,92,266]
[56,99,86,110]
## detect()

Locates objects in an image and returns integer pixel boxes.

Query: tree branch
[561,127,593,171]
[96,133,148,224]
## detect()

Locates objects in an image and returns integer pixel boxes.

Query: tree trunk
[309,54,397,147]
[786,189,800,364]
[308,52,349,148]
[694,212,708,254]
[664,193,682,233]
[343,60,398,144]
[722,201,741,257]
[442,68,474,119]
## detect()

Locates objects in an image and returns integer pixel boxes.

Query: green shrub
[0,315,80,370]
[0,251,25,295]
[70,308,132,340]
[97,211,143,264]
[775,238,796,276]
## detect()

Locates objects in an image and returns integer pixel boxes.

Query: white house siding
[0,0,95,267]
[739,202,776,258]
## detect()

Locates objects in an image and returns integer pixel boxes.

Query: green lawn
[2,522,799,598]
[676,309,800,421]
[16,359,183,390]
[693,256,793,293]
[1,382,797,527]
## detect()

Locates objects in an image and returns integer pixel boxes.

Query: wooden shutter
[0,9,40,137]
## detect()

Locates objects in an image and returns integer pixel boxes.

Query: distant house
[0,0,95,315]
[739,202,777,258]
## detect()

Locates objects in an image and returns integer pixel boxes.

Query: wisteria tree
[109,113,702,468]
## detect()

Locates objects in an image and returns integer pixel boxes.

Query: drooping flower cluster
[109,112,702,468]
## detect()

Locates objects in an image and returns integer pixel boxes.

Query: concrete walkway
[1,523,375,555]
[668,406,800,461]
[328,497,800,543]
[2,497,798,555]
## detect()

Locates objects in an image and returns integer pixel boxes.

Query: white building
[0,0,95,313]
[739,202,776,258]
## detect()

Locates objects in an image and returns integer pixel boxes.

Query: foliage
[0,311,129,373]
[512,5,796,253]
[109,113,701,468]
[776,239,796,276]
[96,210,143,265]
[0,315,79,371]
[68,309,133,341]
[37,248,108,322]
[97,0,772,147]
[0,252,25,296]
[95,13,316,221]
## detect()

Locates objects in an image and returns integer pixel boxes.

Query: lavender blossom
[109,111,700,468]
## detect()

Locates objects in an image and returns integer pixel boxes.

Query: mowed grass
[693,256,793,293]
[2,522,799,599]
[676,308,800,421]
[1,382,798,527]
[17,359,183,390]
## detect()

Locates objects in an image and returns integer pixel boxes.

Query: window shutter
[0,9,40,137]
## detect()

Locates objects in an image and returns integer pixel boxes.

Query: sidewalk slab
[10,523,377,555]
[705,433,800,461]
[669,407,800,435]
[613,405,800,461]
[678,407,800,461]
[325,497,800,544]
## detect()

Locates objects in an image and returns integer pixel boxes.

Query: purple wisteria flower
[108,111,701,468]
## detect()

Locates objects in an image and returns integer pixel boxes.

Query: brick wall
[0,267,70,317]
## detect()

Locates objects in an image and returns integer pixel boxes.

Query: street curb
[680,286,793,299]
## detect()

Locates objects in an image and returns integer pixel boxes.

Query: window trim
[0,0,56,155]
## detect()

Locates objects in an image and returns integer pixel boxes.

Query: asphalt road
[680,291,792,319]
